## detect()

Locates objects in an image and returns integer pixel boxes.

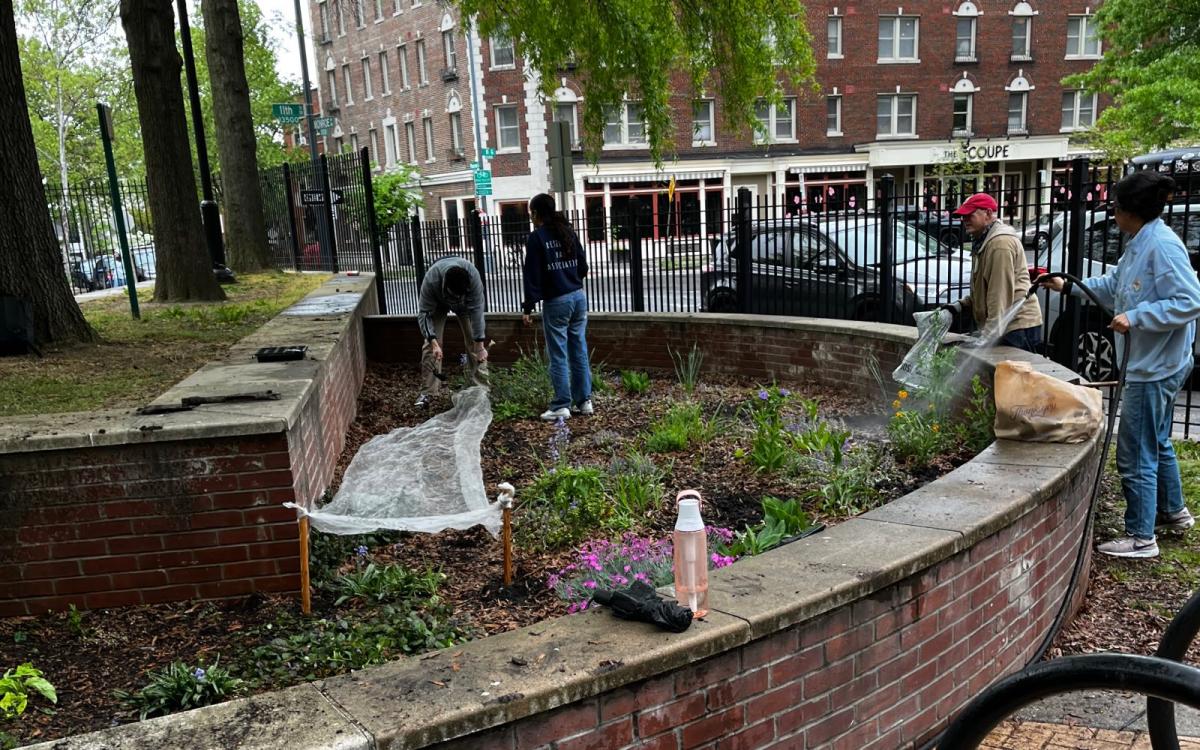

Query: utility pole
[464,18,488,215]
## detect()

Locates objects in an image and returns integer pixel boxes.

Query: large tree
[119,0,223,301]
[457,0,817,164]
[200,0,269,271]
[1065,0,1200,159]
[0,0,93,345]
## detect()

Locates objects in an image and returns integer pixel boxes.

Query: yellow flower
[898,390,909,400]
[928,403,935,411]
[931,423,941,432]
[892,400,902,410]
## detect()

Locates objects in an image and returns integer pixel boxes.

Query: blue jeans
[542,288,592,410]
[1117,365,1190,539]
[1000,326,1042,353]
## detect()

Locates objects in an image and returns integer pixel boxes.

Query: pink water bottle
[673,495,709,618]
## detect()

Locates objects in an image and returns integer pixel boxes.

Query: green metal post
[97,102,140,320]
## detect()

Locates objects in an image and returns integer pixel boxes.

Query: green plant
[489,347,554,420]
[515,465,615,550]
[115,660,241,720]
[745,386,797,473]
[803,448,883,516]
[372,164,424,229]
[548,534,676,613]
[332,563,444,606]
[723,519,787,557]
[0,663,56,721]
[65,604,86,638]
[887,402,948,469]
[606,450,665,517]
[308,527,403,582]
[955,375,995,453]
[668,343,704,393]
[620,369,651,395]
[645,401,713,453]
[761,497,812,536]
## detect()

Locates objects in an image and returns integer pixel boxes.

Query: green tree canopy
[457,0,817,164]
[1065,0,1200,160]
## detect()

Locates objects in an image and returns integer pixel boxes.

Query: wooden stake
[298,515,311,615]
[502,505,513,587]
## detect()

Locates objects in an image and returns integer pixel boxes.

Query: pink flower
[583,580,597,589]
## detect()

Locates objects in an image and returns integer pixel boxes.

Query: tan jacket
[961,221,1043,335]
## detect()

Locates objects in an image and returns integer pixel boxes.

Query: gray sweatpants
[419,311,489,397]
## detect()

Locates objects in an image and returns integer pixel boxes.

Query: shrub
[606,450,665,518]
[887,395,948,469]
[489,347,553,420]
[645,401,713,453]
[0,663,56,721]
[332,563,445,606]
[802,447,883,516]
[668,343,704,393]
[620,369,651,395]
[955,375,995,453]
[115,660,242,720]
[515,465,615,550]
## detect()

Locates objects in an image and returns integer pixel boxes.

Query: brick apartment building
[309,0,1104,233]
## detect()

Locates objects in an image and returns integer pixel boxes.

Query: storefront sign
[868,136,1069,167]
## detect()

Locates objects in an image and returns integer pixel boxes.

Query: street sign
[272,103,306,124]
[469,161,480,171]
[300,189,344,205]
[313,116,337,135]
[473,169,493,196]
[481,147,496,158]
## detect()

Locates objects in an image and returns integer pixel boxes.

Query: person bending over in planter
[1042,171,1200,558]
[415,257,489,407]
[521,192,593,421]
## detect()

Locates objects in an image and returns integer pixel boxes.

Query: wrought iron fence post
[359,148,387,313]
[628,199,645,312]
[319,153,339,273]
[1065,158,1088,371]
[735,187,752,314]
[282,162,303,270]
[879,175,896,324]
[410,213,426,286]
[469,209,487,292]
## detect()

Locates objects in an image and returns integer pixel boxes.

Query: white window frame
[878,16,919,63]
[1007,92,1028,134]
[318,1,330,40]
[553,101,579,148]
[952,93,973,137]
[361,57,373,100]
[602,101,649,148]
[449,111,463,152]
[335,0,345,35]
[955,18,977,62]
[416,39,428,85]
[692,100,715,146]
[826,95,842,136]
[393,0,401,15]
[753,97,796,144]
[342,64,354,104]
[490,34,515,69]
[1061,90,1097,131]
[1011,17,1032,60]
[327,70,338,106]
[354,0,364,27]
[405,121,417,163]
[1066,15,1100,58]
[422,116,435,161]
[495,104,521,152]
[397,45,409,89]
[379,50,390,94]
[877,93,917,138]
[384,122,397,165]
[827,16,843,58]
[442,29,457,71]
[369,128,379,166]
[374,0,383,21]
[350,132,359,153]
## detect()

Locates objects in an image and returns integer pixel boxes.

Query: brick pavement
[984,720,1200,749]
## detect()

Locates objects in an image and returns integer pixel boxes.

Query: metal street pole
[175,0,227,269]
[292,0,334,268]
[464,19,488,216]
[97,102,140,320]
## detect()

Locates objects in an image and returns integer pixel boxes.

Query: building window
[384,123,397,164]
[490,34,515,68]
[1061,90,1096,130]
[956,18,976,61]
[335,0,345,35]
[878,16,918,62]
[327,70,338,106]
[422,116,435,161]
[554,102,578,147]
[496,104,520,151]
[374,0,383,20]
[361,57,373,99]
[827,16,842,58]
[877,93,916,137]
[369,128,379,164]
[1066,15,1100,58]
[350,132,359,153]
[416,40,428,85]
[449,112,463,153]
[953,93,973,136]
[602,102,647,147]
[335,136,344,153]
[442,29,457,71]
[1012,17,1031,59]
[826,95,842,136]
[692,100,715,144]
[393,0,401,14]
[342,64,353,104]
[354,0,364,27]
[405,121,417,163]
[398,45,409,88]
[1007,92,1028,134]
[318,1,330,40]
[379,51,390,93]
[753,97,796,143]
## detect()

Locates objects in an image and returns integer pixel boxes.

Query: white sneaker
[414,394,432,407]
[1097,536,1159,559]
[540,407,571,421]
[1155,508,1195,533]
[571,400,594,416]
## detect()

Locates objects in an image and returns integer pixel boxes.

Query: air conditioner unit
[446,147,465,160]
[441,68,459,82]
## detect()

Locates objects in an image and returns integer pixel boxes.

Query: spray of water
[942,296,1033,398]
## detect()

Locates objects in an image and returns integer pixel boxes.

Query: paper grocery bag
[993,360,1103,443]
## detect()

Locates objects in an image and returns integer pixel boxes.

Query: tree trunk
[202,0,270,272]
[119,0,225,302]
[0,1,94,346]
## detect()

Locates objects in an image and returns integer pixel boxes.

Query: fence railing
[49,178,157,295]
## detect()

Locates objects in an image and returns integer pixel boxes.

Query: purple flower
[194,667,206,682]
[758,389,769,401]
[779,388,791,397]
[355,545,368,558]
[459,352,468,366]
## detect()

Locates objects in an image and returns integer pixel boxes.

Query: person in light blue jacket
[1043,171,1200,558]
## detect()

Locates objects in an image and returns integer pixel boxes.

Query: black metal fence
[49,179,158,295]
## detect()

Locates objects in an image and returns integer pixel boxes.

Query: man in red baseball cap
[942,193,1043,351]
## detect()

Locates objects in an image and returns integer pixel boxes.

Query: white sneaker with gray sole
[570,400,594,416]
[1097,536,1159,558]
[540,407,571,421]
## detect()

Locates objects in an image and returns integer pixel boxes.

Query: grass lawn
[0,272,329,417]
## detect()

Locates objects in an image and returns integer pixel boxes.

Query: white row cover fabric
[285,386,501,536]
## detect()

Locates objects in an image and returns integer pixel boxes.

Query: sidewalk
[984,692,1200,749]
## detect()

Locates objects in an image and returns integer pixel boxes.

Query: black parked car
[895,206,969,247]
[700,217,974,322]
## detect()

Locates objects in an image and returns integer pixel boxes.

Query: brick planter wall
[0,275,376,617]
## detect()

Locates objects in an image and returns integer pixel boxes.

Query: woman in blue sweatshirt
[521,193,593,421]
[1044,171,1200,558]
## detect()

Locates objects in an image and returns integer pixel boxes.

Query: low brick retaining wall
[27,312,1101,749]
[0,274,376,617]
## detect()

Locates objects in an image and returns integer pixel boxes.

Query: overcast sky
[252,0,316,86]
